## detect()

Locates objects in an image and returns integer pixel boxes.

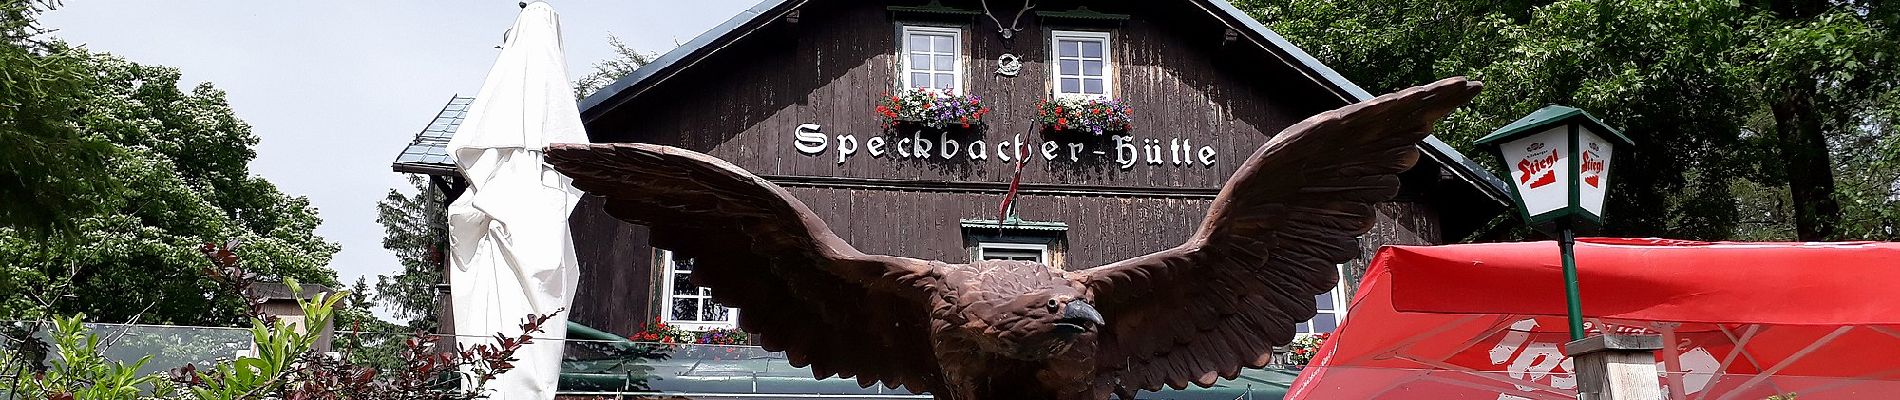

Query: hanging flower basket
[877,89,991,130]
[1035,97,1133,135]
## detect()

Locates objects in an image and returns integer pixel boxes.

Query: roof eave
[392,162,459,176]
[576,0,803,123]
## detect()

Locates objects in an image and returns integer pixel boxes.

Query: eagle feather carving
[546,77,1483,399]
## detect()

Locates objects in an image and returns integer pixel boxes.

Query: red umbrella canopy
[1289,239,1900,400]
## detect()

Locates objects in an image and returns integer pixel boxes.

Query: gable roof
[573,0,1510,204]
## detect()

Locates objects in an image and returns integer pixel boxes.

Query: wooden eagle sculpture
[545,77,1482,400]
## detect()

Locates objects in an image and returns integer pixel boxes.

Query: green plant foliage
[4,282,555,400]
[3,315,165,400]
[1237,0,1898,241]
[182,284,342,400]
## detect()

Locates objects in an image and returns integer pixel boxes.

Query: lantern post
[1480,106,1658,400]
[1475,105,1632,341]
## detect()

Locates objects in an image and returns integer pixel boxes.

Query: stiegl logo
[1516,143,1559,189]
[1580,150,1606,188]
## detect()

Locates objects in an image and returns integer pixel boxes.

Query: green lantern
[1475,105,1634,342]
[1475,105,1635,237]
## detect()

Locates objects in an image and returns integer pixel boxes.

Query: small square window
[900,25,963,94]
[1050,30,1113,98]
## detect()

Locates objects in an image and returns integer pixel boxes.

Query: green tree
[1745,0,1899,240]
[0,0,119,236]
[0,51,340,326]
[1239,0,1898,241]
[373,175,448,332]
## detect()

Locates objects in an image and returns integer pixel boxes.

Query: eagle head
[950,261,1106,360]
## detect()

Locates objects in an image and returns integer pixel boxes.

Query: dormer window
[901,25,963,93]
[1050,30,1113,98]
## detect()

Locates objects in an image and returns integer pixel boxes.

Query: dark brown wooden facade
[548,0,1511,337]
[379,0,1509,338]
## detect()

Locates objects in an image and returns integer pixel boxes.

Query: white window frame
[658,250,738,331]
[977,242,1049,263]
[1049,30,1115,99]
[899,25,964,94]
[1296,263,1350,336]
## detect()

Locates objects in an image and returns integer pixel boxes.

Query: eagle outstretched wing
[545,143,947,393]
[1072,77,1483,392]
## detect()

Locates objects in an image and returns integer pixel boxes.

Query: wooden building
[393,0,1511,347]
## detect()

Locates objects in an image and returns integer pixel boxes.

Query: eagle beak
[1055,300,1105,334]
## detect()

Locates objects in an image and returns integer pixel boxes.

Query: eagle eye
[1045,299,1060,311]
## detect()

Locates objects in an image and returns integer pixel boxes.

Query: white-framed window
[1296,264,1350,335]
[978,242,1048,263]
[1049,30,1113,98]
[658,250,737,330]
[901,25,963,93]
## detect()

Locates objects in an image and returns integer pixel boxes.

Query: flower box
[877,89,991,130]
[1035,97,1133,135]
[1284,332,1330,367]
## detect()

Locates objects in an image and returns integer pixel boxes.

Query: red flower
[1057,117,1068,126]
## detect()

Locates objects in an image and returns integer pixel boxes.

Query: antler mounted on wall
[979,0,1037,39]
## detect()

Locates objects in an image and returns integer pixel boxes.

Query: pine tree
[374,175,448,332]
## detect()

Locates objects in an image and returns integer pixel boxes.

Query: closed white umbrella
[446,2,585,398]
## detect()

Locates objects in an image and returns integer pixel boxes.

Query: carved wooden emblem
[996,53,1023,76]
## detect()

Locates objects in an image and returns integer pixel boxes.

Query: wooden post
[1566,334,1663,400]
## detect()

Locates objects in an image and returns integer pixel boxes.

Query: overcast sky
[41,0,758,316]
